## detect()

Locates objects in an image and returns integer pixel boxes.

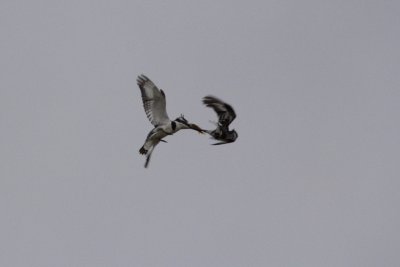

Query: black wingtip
[211,140,234,145]
[202,95,221,105]
[211,142,227,145]
[137,74,150,86]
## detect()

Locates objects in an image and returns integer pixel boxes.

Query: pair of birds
[137,74,238,168]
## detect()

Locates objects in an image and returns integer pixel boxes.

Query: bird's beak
[190,123,206,134]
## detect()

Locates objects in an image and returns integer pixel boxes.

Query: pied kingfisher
[137,75,204,168]
[202,95,238,145]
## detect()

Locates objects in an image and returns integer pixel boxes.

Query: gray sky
[1,0,400,266]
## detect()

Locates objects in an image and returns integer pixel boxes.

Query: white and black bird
[202,95,238,145]
[137,74,204,168]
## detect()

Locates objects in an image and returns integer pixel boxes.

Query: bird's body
[202,95,238,145]
[139,119,189,154]
[206,126,238,144]
[137,75,204,168]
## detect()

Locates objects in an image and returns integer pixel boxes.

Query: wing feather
[137,75,170,126]
[202,95,236,127]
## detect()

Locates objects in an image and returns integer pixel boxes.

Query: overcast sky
[1,0,400,266]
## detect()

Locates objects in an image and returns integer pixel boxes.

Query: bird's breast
[159,124,175,135]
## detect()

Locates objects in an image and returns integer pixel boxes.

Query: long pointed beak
[190,123,206,134]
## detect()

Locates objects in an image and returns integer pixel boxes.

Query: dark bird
[137,74,204,168]
[202,95,238,145]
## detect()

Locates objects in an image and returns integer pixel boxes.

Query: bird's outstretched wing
[137,75,170,126]
[202,95,236,127]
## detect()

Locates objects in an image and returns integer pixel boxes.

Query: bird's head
[230,129,238,141]
[211,130,238,145]
[174,114,205,133]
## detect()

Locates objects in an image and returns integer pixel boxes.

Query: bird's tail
[144,146,155,168]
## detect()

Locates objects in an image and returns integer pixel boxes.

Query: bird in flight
[137,74,204,168]
[202,95,238,145]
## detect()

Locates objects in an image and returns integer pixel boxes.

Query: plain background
[1,1,399,266]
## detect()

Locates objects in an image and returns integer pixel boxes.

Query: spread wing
[137,74,170,126]
[203,95,236,127]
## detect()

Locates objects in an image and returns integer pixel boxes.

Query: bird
[137,74,204,168]
[202,95,238,145]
